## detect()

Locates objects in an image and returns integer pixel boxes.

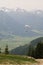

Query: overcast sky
[0,0,43,11]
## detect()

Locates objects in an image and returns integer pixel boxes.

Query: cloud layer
[0,0,43,11]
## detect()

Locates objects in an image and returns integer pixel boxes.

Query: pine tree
[5,45,9,54]
[0,48,1,53]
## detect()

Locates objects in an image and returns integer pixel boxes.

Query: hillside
[10,37,43,55]
[29,37,43,46]
[28,37,43,57]
[10,44,29,55]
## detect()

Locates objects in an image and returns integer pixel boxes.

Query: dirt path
[36,59,43,65]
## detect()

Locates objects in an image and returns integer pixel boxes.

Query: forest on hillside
[28,41,43,59]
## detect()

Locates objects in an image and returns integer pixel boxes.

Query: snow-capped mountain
[0,7,43,37]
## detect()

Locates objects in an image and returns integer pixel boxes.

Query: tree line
[28,41,43,59]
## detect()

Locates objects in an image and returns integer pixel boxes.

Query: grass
[0,54,36,64]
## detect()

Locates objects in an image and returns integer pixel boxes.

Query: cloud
[25,25,31,28]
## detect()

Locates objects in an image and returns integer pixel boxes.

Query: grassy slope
[0,54,36,64]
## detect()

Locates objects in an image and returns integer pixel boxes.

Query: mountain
[10,37,43,55]
[10,44,29,55]
[29,37,43,46]
[28,37,43,57]
[0,7,43,37]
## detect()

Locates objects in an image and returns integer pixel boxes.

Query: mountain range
[0,7,43,37]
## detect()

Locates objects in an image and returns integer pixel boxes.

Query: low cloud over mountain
[0,7,43,37]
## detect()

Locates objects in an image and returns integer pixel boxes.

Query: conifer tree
[0,48,1,53]
[5,45,9,54]
[35,42,43,58]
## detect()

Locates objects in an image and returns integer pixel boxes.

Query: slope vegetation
[0,54,36,65]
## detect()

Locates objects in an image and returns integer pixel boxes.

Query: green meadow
[0,54,36,64]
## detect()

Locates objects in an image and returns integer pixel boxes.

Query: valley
[0,8,43,65]
[0,32,40,52]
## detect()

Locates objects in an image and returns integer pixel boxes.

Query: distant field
[0,33,40,51]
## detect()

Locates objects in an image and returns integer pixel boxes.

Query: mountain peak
[34,10,43,15]
[0,7,11,12]
[16,8,26,13]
